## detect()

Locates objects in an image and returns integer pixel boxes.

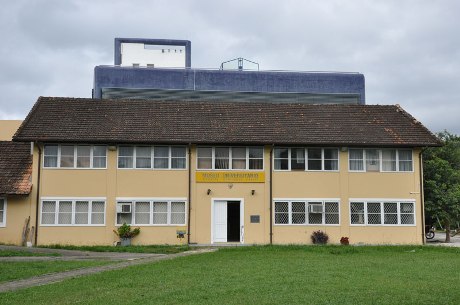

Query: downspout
[187,144,192,244]
[419,149,426,245]
[34,142,42,246]
[269,145,274,244]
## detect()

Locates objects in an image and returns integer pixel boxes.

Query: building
[93,38,365,104]
[0,96,440,246]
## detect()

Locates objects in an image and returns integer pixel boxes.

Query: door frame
[211,198,245,244]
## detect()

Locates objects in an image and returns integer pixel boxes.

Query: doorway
[212,199,244,243]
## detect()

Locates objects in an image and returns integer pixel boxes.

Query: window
[0,198,6,227]
[40,199,106,226]
[350,200,415,225]
[349,149,413,172]
[274,148,339,171]
[196,147,264,170]
[274,200,340,225]
[43,145,107,169]
[118,146,186,169]
[116,199,186,226]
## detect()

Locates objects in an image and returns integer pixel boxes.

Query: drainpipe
[34,142,42,246]
[269,145,274,244]
[419,149,426,245]
[187,144,192,244]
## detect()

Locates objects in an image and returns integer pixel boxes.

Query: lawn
[39,244,190,254]
[0,260,111,283]
[1,245,460,304]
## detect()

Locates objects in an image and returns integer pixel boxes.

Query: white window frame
[273,199,341,226]
[349,199,416,226]
[348,149,414,173]
[196,147,264,171]
[40,197,106,226]
[117,146,187,170]
[43,145,107,169]
[273,148,340,172]
[115,198,187,226]
[0,197,6,227]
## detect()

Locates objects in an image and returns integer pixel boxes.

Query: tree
[423,131,460,242]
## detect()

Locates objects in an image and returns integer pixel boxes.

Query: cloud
[0,0,459,134]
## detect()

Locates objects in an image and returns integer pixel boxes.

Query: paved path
[426,231,460,247]
[0,247,216,293]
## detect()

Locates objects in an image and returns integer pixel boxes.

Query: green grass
[0,250,61,257]
[1,245,460,304]
[0,260,111,284]
[39,244,190,254]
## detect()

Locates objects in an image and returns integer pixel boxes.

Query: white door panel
[213,200,227,242]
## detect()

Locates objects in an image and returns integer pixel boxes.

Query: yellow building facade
[0,98,440,246]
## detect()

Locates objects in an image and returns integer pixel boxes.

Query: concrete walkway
[426,231,460,247]
[0,246,216,293]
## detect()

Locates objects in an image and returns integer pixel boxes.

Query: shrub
[340,237,350,245]
[311,230,329,244]
[113,223,140,239]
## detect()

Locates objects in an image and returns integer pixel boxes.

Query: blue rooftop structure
[93,38,365,104]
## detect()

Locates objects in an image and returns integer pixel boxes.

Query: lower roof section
[13,97,440,147]
[0,141,32,195]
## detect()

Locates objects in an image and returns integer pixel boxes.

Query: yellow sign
[196,171,265,183]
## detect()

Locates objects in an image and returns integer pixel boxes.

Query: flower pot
[120,237,132,247]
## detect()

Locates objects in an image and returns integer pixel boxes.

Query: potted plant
[113,223,140,246]
[311,230,329,244]
[340,236,350,245]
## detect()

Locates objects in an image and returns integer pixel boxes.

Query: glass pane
[171,147,186,158]
[93,157,106,168]
[77,146,91,168]
[232,147,246,159]
[232,159,246,169]
[75,212,89,224]
[249,147,263,159]
[93,146,106,157]
[382,149,396,171]
[400,202,414,213]
[324,149,338,159]
[153,213,168,224]
[324,160,338,171]
[44,145,58,167]
[274,159,289,170]
[41,213,55,224]
[401,214,414,224]
[274,148,288,159]
[384,202,398,224]
[92,201,105,213]
[307,148,322,170]
[42,201,56,213]
[153,202,168,212]
[58,201,72,224]
[118,157,133,168]
[215,147,229,169]
[171,202,185,212]
[291,202,305,224]
[308,213,322,224]
[291,148,305,170]
[350,202,364,224]
[75,201,89,212]
[91,213,105,225]
[367,202,381,224]
[136,146,152,168]
[60,145,74,168]
[154,146,169,158]
[197,147,212,158]
[365,149,380,172]
[325,203,339,224]
[399,150,413,171]
[135,202,150,224]
[249,159,263,170]
[119,146,134,157]
[171,213,185,224]
[171,158,186,169]
[349,149,363,159]
[197,158,212,169]
[117,213,132,225]
[154,158,168,169]
[275,202,288,213]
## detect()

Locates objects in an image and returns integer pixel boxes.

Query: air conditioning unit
[309,204,323,214]
[116,203,132,213]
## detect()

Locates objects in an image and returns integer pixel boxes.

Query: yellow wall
[1,144,424,246]
[0,120,22,140]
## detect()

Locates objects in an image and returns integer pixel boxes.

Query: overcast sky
[1,0,459,134]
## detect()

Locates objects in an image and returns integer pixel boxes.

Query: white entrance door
[213,200,227,242]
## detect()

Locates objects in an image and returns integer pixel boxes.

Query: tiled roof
[13,97,441,147]
[0,141,32,195]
